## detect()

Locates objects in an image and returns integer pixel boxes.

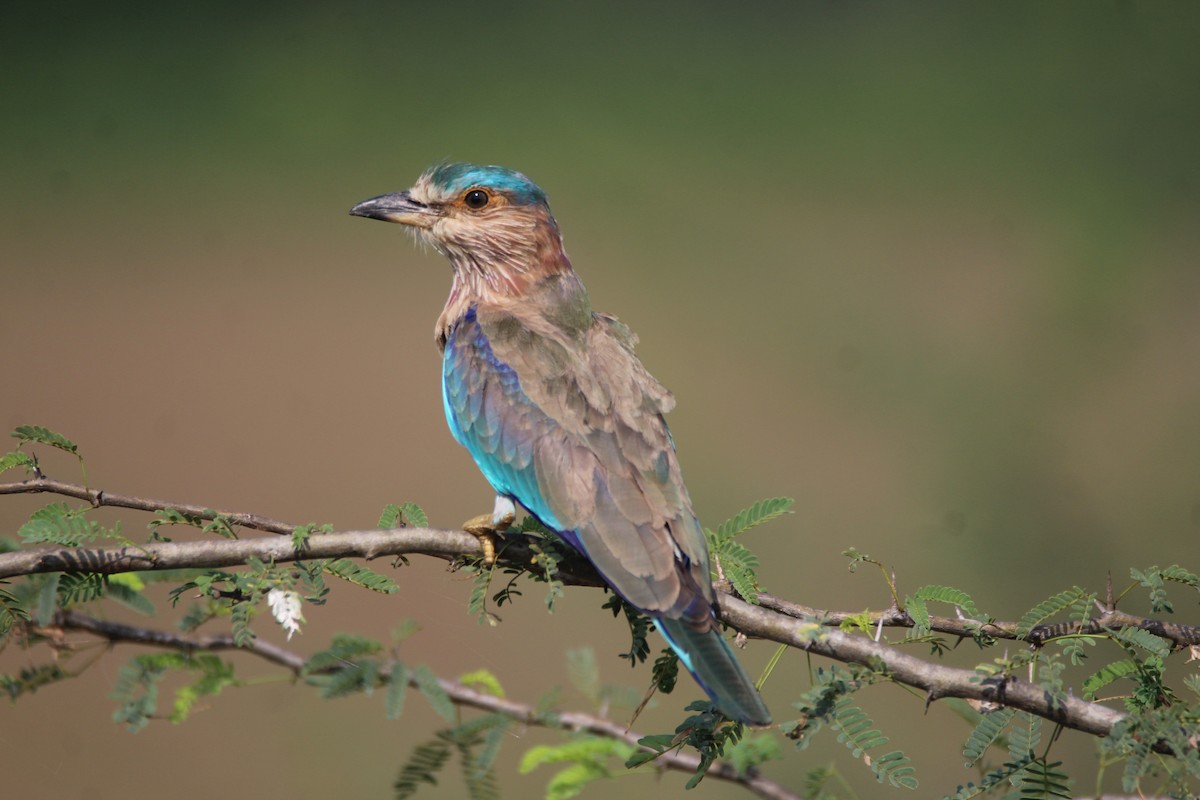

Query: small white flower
[267,588,305,640]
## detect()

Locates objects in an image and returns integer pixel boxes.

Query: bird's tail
[656,617,772,726]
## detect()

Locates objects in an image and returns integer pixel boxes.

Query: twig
[0,477,293,534]
[53,611,799,800]
[757,592,1200,649]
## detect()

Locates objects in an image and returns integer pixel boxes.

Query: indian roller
[350,163,771,726]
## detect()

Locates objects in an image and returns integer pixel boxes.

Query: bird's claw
[462,509,515,566]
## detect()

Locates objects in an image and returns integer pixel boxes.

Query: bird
[350,163,771,726]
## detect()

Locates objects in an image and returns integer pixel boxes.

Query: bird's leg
[462,495,516,566]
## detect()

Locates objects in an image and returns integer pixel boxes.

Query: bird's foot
[462,496,516,566]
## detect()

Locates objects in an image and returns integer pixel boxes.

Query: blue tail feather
[656,617,771,726]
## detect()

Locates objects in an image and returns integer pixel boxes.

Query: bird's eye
[464,189,490,210]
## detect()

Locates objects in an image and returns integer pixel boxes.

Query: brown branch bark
[757,593,1200,650]
[51,611,798,800]
[0,477,607,587]
[720,596,1127,738]
[0,477,294,534]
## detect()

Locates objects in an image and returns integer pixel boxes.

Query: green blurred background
[3,2,1199,797]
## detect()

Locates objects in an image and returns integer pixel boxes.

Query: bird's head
[350,163,571,297]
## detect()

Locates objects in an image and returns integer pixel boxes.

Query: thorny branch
[47,610,798,800]
[0,478,605,587]
[758,594,1200,649]
[3,477,1198,762]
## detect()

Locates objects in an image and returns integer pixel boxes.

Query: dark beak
[349,191,436,228]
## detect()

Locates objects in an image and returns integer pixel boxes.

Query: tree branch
[50,611,799,800]
[0,525,475,579]
[720,596,1128,739]
[2,476,1193,757]
[757,593,1200,650]
[0,477,607,587]
[0,477,294,534]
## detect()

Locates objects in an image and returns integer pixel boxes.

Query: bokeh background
[3,2,1199,798]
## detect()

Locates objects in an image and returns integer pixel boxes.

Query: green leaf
[230,600,255,647]
[1108,626,1171,659]
[305,633,384,672]
[521,737,634,800]
[441,720,502,800]
[169,655,236,723]
[632,733,676,753]
[0,451,36,476]
[386,662,409,720]
[394,739,452,799]
[1082,659,1139,700]
[724,733,781,776]
[528,541,564,611]
[1017,758,1072,799]
[202,513,237,540]
[829,696,918,788]
[58,572,106,606]
[963,707,1014,766]
[906,595,930,637]
[11,425,78,454]
[566,647,600,702]
[802,765,841,800]
[546,761,609,800]
[290,522,333,551]
[0,580,31,643]
[105,579,156,616]
[624,749,661,769]
[316,658,381,699]
[467,563,495,625]
[1015,588,1086,639]
[718,539,763,602]
[324,558,398,594]
[458,669,505,698]
[601,595,652,665]
[714,497,794,541]
[519,514,552,535]
[910,584,983,620]
[651,648,679,694]
[0,663,68,701]
[412,664,455,721]
[1159,564,1200,588]
[149,507,205,531]
[399,502,429,528]
[291,524,313,550]
[700,497,794,603]
[20,503,102,546]
[34,573,60,625]
[945,755,1037,800]
[109,572,146,592]
[110,653,189,732]
[381,502,430,529]
[523,737,635,771]
[1008,712,1042,763]
[177,602,217,633]
[472,718,511,786]
[379,504,403,529]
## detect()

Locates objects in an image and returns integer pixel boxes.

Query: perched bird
[350,163,771,726]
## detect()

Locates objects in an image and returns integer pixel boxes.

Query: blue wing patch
[442,307,565,531]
